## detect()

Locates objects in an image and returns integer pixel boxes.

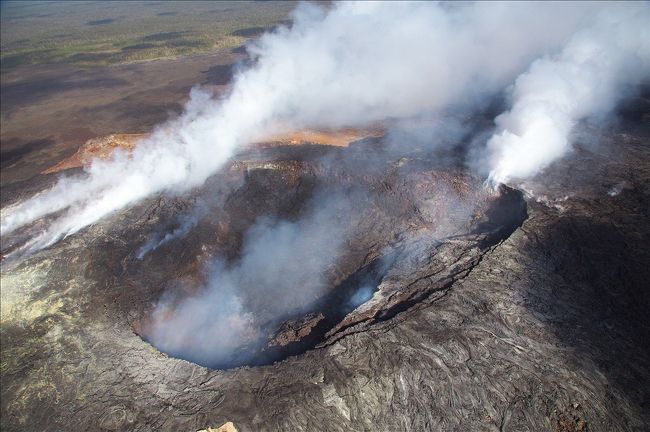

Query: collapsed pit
[129,142,527,369]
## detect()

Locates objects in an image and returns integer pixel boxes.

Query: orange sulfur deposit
[42,127,385,175]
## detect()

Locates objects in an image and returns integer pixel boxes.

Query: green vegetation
[0,1,295,69]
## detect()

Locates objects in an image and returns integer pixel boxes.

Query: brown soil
[0,49,240,191]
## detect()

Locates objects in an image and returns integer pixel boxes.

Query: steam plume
[148,192,351,367]
[486,3,650,185]
[136,213,198,260]
[1,2,647,252]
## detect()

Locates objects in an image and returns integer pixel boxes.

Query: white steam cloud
[1,1,648,252]
[486,3,650,185]
[136,213,198,260]
[148,193,350,367]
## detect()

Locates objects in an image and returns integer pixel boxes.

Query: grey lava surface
[1,100,650,432]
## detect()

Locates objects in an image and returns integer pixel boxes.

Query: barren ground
[1,18,650,432]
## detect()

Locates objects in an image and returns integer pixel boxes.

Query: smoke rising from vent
[1,1,648,252]
[486,4,650,185]
[146,192,351,367]
[136,213,198,260]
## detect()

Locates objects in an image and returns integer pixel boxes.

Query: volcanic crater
[2,112,649,431]
[42,135,527,370]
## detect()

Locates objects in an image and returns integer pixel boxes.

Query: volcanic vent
[118,138,527,370]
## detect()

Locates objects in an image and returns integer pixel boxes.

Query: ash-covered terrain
[1,2,649,432]
[2,112,649,431]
